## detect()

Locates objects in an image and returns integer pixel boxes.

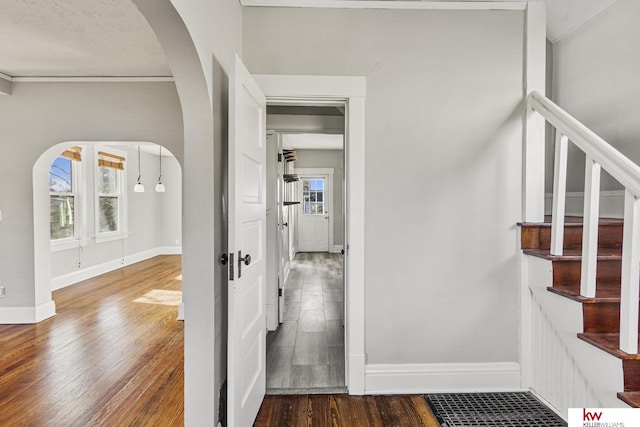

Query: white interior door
[227,55,267,427]
[297,176,330,252]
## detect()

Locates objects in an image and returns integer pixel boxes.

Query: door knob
[237,251,251,278]
[283,222,288,227]
[219,253,228,266]
[239,252,252,266]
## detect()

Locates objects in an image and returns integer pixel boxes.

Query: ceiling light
[155,146,166,193]
[133,145,145,193]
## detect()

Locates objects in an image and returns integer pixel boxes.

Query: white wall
[294,149,344,247]
[553,0,640,198]
[170,0,242,94]
[0,81,182,310]
[244,7,524,369]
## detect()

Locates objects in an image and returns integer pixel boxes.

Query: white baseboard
[52,246,182,291]
[365,362,521,394]
[330,245,344,254]
[349,352,366,394]
[177,302,184,321]
[0,300,56,324]
[283,262,291,284]
[158,246,183,255]
[545,190,624,219]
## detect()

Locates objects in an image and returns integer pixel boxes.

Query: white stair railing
[529,91,640,354]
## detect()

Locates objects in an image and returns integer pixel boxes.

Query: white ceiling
[0,0,620,78]
[0,0,170,78]
[283,134,344,150]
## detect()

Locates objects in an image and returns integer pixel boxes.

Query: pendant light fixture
[155,146,166,193]
[133,145,145,193]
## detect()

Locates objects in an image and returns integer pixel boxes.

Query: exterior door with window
[298,176,330,252]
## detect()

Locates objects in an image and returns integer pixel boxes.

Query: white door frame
[296,168,334,253]
[254,74,366,394]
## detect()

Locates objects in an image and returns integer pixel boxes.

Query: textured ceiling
[546,0,618,43]
[0,0,620,78]
[0,0,171,77]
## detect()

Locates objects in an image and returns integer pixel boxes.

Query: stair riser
[583,303,640,334]
[624,360,640,392]
[522,224,623,250]
[552,259,621,287]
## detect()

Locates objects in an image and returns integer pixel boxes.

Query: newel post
[523,2,547,222]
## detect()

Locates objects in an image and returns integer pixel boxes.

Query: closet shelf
[283,173,299,183]
[282,149,297,162]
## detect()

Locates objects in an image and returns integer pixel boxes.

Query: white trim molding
[330,245,343,254]
[0,73,12,96]
[51,245,182,291]
[241,0,526,11]
[255,74,366,394]
[177,302,185,321]
[0,300,56,324]
[12,76,174,83]
[365,362,522,394]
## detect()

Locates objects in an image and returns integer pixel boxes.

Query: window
[49,156,76,240]
[96,151,125,236]
[302,178,325,215]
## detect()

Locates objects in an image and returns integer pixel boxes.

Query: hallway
[266,252,345,392]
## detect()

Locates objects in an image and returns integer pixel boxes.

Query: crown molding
[241,0,526,10]
[9,76,174,83]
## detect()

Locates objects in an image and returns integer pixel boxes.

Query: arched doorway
[34,141,182,301]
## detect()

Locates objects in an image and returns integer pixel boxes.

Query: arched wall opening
[33,141,183,311]
[130,1,221,424]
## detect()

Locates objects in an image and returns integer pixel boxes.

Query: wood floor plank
[254,394,439,427]
[0,255,184,426]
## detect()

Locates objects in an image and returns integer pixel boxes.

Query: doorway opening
[34,141,182,315]
[265,103,347,393]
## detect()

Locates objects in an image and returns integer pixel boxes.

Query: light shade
[155,182,166,193]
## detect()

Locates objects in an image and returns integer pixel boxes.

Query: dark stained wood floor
[0,255,184,426]
[255,394,440,427]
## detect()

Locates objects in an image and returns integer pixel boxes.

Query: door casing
[254,74,366,394]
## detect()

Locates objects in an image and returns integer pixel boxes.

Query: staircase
[521,217,640,407]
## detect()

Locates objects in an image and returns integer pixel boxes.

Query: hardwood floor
[0,255,184,426]
[267,253,345,392]
[255,394,440,426]
[1,255,442,426]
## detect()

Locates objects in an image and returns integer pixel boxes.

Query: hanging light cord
[158,147,162,183]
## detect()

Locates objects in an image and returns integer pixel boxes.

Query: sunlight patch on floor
[174,274,182,281]
[134,289,182,306]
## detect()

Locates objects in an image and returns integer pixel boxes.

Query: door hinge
[229,252,234,281]
[278,288,283,297]
[277,153,282,162]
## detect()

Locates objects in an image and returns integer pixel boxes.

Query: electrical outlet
[0,286,5,298]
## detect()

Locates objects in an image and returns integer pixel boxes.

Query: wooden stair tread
[523,247,622,260]
[547,284,622,302]
[617,392,640,408]
[577,333,640,360]
[520,216,623,225]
